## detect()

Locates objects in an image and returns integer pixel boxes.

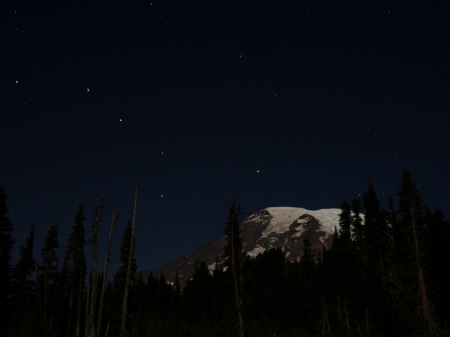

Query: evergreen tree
[172,272,181,316]
[425,209,450,329]
[362,179,391,282]
[62,204,86,337]
[12,225,36,285]
[96,208,117,337]
[298,237,318,331]
[363,181,383,256]
[329,200,363,335]
[106,220,137,336]
[0,187,15,337]
[8,225,37,337]
[223,200,245,337]
[351,198,364,253]
[38,222,61,337]
[300,239,315,275]
[243,249,288,336]
[395,171,439,336]
[120,181,138,337]
[182,260,214,322]
[361,182,392,336]
[337,201,352,250]
[211,258,232,334]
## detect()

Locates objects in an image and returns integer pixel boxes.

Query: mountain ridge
[147,207,345,283]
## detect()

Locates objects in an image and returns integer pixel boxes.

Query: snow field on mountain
[263,207,342,237]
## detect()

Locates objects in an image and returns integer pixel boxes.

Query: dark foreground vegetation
[1,171,450,337]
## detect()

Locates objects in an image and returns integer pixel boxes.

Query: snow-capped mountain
[149,207,342,283]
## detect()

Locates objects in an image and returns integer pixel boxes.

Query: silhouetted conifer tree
[106,220,137,336]
[244,249,287,335]
[0,187,15,337]
[360,181,392,336]
[8,225,37,337]
[395,171,439,336]
[425,208,450,330]
[62,204,86,337]
[337,201,352,250]
[363,180,388,262]
[38,222,61,337]
[328,200,363,335]
[96,208,117,337]
[351,198,364,253]
[223,200,245,337]
[183,261,214,322]
[120,181,138,337]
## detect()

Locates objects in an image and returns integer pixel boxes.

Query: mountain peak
[149,207,342,283]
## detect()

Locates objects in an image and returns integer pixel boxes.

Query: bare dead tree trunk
[120,181,139,337]
[66,283,75,337]
[36,263,45,330]
[85,276,91,337]
[230,211,245,337]
[75,277,83,337]
[96,208,117,337]
[337,296,342,320]
[87,199,103,337]
[104,322,110,337]
[410,206,436,336]
[321,299,331,337]
[344,302,350,336]
[365,309,370,337]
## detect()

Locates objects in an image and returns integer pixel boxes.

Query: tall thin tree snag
[410,205,437,337]
[64,205,86,337]
[87,199,103,337]
[120,180,139,337]
[397,171,440,336]
[223,201,245,337]
[96,208,117,337]
[321,298,331,337]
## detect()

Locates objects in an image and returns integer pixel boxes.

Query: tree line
[1,171,450,337]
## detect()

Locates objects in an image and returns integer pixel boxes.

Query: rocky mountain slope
[149,207,343,283]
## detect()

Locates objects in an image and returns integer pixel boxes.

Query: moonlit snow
[262,207,343,237]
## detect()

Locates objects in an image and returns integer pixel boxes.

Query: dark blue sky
[2,0,449,271]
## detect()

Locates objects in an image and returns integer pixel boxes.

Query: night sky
[2,1,449,272]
